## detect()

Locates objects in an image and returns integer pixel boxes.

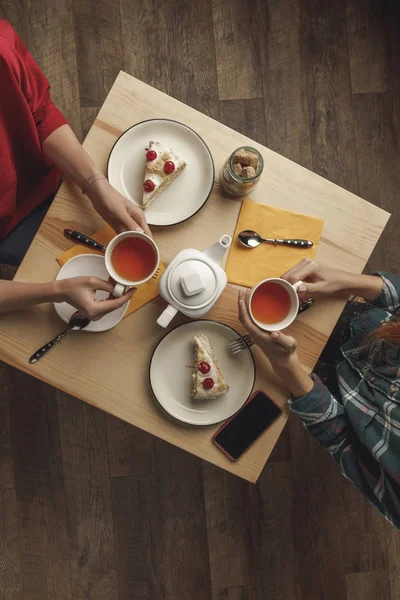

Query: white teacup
[249,277,303,331]
[105,231,160,297]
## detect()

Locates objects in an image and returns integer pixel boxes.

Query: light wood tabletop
[0,71,390,483]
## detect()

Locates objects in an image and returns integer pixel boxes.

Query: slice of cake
[191,334,229,400]
[142,140,187,209]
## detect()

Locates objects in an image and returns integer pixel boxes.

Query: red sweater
[0,20,67,238]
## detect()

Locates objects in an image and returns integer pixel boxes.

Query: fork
[227,333,254,356]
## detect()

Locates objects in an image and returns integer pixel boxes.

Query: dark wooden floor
[1,1,400,598]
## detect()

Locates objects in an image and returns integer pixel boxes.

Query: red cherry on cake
[146,150,157,161]
[143,179,155,192]
[202,378,214,390]
[164,161,175,174]
[198,361,211,374]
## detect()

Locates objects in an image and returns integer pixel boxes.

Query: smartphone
[213,389,283,461]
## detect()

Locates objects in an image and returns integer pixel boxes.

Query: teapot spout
[203,235,232,266]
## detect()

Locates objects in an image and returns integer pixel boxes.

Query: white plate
[107,119,215,227]
[149,320,255,426]
[54,254,129,333]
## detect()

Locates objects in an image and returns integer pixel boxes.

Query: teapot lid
[168,259,218,308]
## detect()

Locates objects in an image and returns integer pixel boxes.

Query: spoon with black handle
[239,229,313,249]
[29,312,90,364]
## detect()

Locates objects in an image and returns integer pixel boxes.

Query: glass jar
[220,146,264,196]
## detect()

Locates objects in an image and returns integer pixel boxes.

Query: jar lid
[168,259,217,308]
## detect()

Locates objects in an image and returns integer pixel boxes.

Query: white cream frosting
[143,140,186,204]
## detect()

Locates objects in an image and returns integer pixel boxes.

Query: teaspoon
[238,230,313,249]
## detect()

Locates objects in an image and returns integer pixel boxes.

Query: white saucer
[107,119,215,227]
[54,254,129,333]
[149,320,255,426]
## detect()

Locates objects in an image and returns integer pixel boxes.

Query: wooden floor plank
[219,99,267,145]
[8,370,72,600]
[0,364,14,490]
[301,0,359,194]
[202,464,259,593]
[212,0,263,101]
[353,92,400,273]
[383,518,400,577]
[390,573,400,600]
[256,461,297,600]
[72,0,124,108]
[346,0,390,94]
[258,0,313,169]
[214,586,255,600]
[57,392,118,600]
[111,474,163,600]
[339,479,388,574]
[81,107,101,141]
[289,417,347,600]
[122,0,220,118]
[167,0,219,119]
[154,440,212,600]
[0,489,23,600]
[346,571,391,600]
[106,415,155,478]
[120,0,170,94]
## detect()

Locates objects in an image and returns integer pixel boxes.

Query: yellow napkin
[57,225,166,317]
[226,199,324,288]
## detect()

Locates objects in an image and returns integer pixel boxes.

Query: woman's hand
[56,276,134,321]
[281,259,354,301]
[238,288,314,397]
[87,179,152,237]
[238,289,297,368]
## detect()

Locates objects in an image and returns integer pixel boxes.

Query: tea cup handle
[292,280,304,293]
[112,283,137,298]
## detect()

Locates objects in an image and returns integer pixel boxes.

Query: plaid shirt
[289,273,400,528]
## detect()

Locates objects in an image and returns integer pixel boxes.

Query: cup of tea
[249,278,303,331]
[105,231,160,297]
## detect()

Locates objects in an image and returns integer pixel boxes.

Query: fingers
[86,277,115,295]
[281,258,317,284]
[127,205,153,238]
[238,288,256,333]
[90,288,135,320]
[238,289,270,343]
[271,331,297,352]
[114,212,140,235]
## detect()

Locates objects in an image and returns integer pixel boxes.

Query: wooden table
[0,72,389,483]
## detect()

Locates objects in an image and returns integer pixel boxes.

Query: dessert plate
[149,320,255,426]
[107,119,215,227]
[54,254,129,333]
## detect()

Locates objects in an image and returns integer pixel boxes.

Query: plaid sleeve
[288,375,350,456]
[369,272,400,312]
[289,374,400,529]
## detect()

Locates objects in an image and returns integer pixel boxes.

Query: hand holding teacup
[237,264,309,368]
[238,288,298,368]
[105,230,160,297]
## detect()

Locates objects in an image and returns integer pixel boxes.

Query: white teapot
[157,235,232,328]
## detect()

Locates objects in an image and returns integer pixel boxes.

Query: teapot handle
[157,305,178,328]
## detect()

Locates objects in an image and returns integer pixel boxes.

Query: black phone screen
[214,391,282,460]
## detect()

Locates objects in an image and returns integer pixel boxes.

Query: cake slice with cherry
[191,334,229,400]
[142,140,187,209]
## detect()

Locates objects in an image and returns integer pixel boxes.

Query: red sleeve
[0,20,67,144]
